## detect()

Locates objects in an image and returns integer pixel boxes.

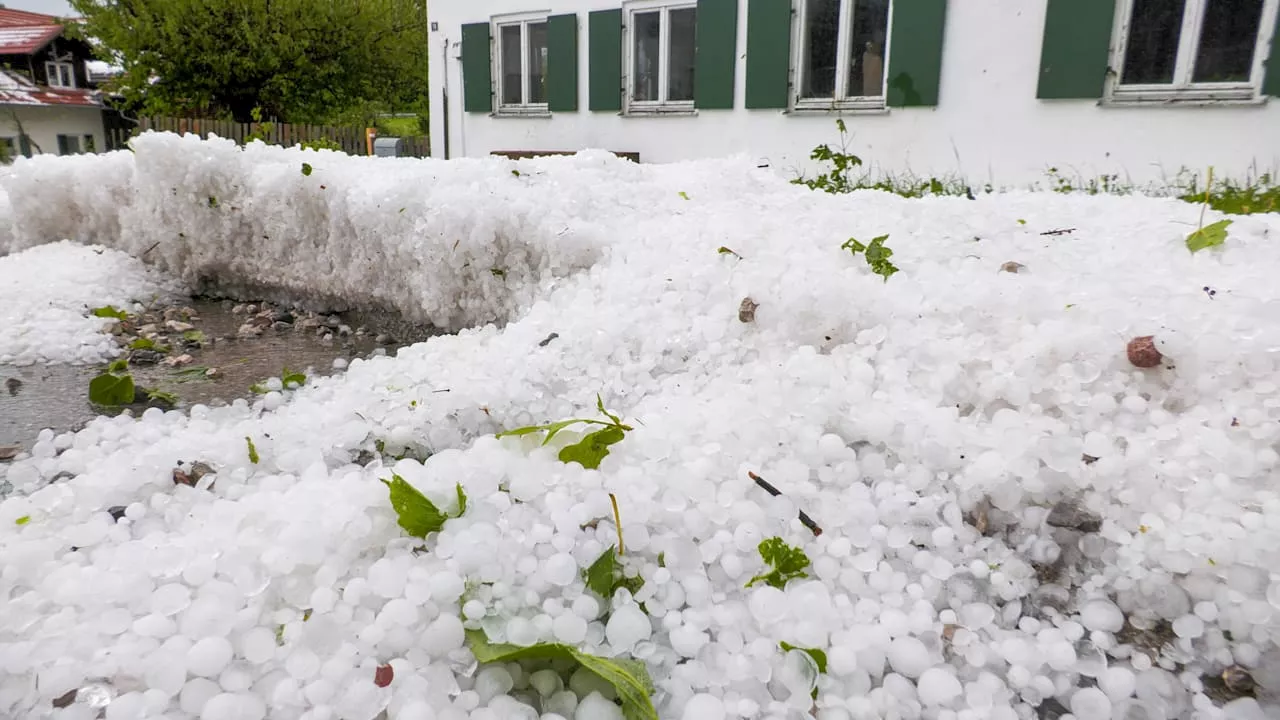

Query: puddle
[0,297,433,451]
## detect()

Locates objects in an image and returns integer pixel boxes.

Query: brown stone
[1127,336,1163,368]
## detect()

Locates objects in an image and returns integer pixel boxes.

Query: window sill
[493,107,552,118]
[1102,89,1267,108]
[788,99,889,115]
[623,104,697,117]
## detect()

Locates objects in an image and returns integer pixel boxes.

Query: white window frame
[45,61,75,89]
[624,0,698,115]
[1106,0,1279,104]
[792,0,894,112]
[492,11,551,116]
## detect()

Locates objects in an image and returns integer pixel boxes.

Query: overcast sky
[4,0,76,18]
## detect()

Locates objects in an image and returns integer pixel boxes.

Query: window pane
[1121,0,1185,84]
[633,11,661,102]
[500,25,522,104]
[1193,0,1264,83]
[668,8,697,101]
[847,0,890,97]
[528,22,548,103]
[801,0,840,98]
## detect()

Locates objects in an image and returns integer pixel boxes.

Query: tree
[69,0,429,124]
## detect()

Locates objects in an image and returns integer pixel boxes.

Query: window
[495,16,549,113]
[1111,0,1279,102]
[796,0,891,109]
[0,137,14,163]
[627,2,697,112]
[56,134,81,155]
[45,61,75,88]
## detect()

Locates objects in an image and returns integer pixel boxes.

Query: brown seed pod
[1127,336,1163,368]
[738,297,759,323]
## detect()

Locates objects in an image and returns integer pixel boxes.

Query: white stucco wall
[428,0,1280,188]
[0,105,105,159]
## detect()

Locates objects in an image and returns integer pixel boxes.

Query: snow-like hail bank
[0,241,182,365]
[2,135,1280,720]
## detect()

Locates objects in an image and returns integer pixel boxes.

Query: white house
[427,0,1280,188]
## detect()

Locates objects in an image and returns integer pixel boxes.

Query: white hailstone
[959,603,995,629]
[421,614,465,655]
[199,692,266,720]
[1070,687,1112,718]
[529,668,564,697]
[474,666,515,703]
[682,693,726,720]
[1172,614,1204,639]
[916,667,963,706]
[553,613,589,644]
[748,587,787,624]
[187,636,234,678]
[669,625,709,658]
[887,637,931,678]
[575,691,623,720]
[572,595,601,621]
[1194,602,1218,622]
[545,689,579,717]
[1081,599,1125,633]
[544,554,578,587]
[152,583,193,616]
[604,604,650,651]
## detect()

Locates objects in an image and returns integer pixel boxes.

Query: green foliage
[301,162,313,176]
[794,121,981,199]
[15,515,30,526]
[842,235,899,281]
[70,0,430,124]
[251,368,307,394]
[89,360,136,406]
[465,630,658,720]
[207,196,219,208]
[246,437,260,464]
[796,119,862,195]
[91,306,128,320]
[300,137,344,152]
[584,545,645,599]
[146,388,179,406]
[129,337,170,353]
[746,537,811,589]
[380,474,467,539]
[678,191,689,200]
[497,395,633,470]
[1186,219,1232,253]
[182,330,206,343]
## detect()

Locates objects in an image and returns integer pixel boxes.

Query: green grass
[375,116,425,138]
[1178,174,1280,216]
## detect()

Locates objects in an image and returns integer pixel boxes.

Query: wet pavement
[0,297,432,450]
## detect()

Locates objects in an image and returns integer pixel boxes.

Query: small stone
[272,321,293,331]
[1127,336,1163,368]
[337,325,353,337]
[162,354,194,367]
[108,506,128,522]
[1000,261,1025,273]
[374,664,393,688]
[539,333,559,347]
[0,445,20,462]
[374,334,391,344]
[204,368,221,378]
[271,310,294,323]
[51,689,77,708]
[238,323,264,338]
[137,323,159,334]
[738,297,758,323]
[129,349,165,365]
[5,377,20,395]
[1046,497,1102,533]
[165,320,195,332]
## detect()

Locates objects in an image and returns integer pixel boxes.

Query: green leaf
[89,372,135,406]
[182,330,206,343]
[465,630,658,720]
[584,545,617,597]
[779,642,828,674]
[15,515,30,526]
[380,475,466,539]
[678,191,689,200]
[1186,219,1232,253]
[281,368,307,389]
[129,337,170,353]
[745,537,811,589]
[841,238,866,254]
[107,358,130,374]
[91,306,128,320]
[596,393,623,426]
[250,382,270,395]
[246,436,259,464]
[558,425,626,470]
[497,418,598,444]
[146,388,179,405]
[301,162,313,176]
[1017,219,1026,225]
[207,196,218,208]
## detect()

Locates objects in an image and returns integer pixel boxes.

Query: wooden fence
[107,116,429,157]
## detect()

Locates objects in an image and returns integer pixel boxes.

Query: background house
[427,0,1280,188]
[0,7,108,159]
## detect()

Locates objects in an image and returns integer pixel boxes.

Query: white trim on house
[45,61,74,89]
[492,10,552,116]
[624,0,697,116]
[1105,0,1279,105]
[791,0,893,113]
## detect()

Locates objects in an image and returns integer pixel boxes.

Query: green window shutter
[695,0,738,109]
[461,23,493,113]
[745,0,792,109]
[1265,8,1280,97]
[18,134,30,157]
[1036,0,1115,99]
[548,14,580,111]
[886,0,948,107]
[589,9,623,112]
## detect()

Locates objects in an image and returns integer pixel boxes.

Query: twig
[608,493,624,555]
[142,241,161,257]
[1039,228,1076,236]
[748,471,823,536]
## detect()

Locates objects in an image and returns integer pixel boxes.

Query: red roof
[0,8,71,55]
[0,69,100,108]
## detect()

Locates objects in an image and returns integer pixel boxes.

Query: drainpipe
[441,36,450,159]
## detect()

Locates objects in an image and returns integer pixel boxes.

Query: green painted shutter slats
[1036,0,1116,99]
[548,14,579,111]
[1265,7,1280,97]
[886,0,948,107]
[695,0,738,109]
[461,23,492,113]
[745,0,791,109]
[589,9,623,111]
